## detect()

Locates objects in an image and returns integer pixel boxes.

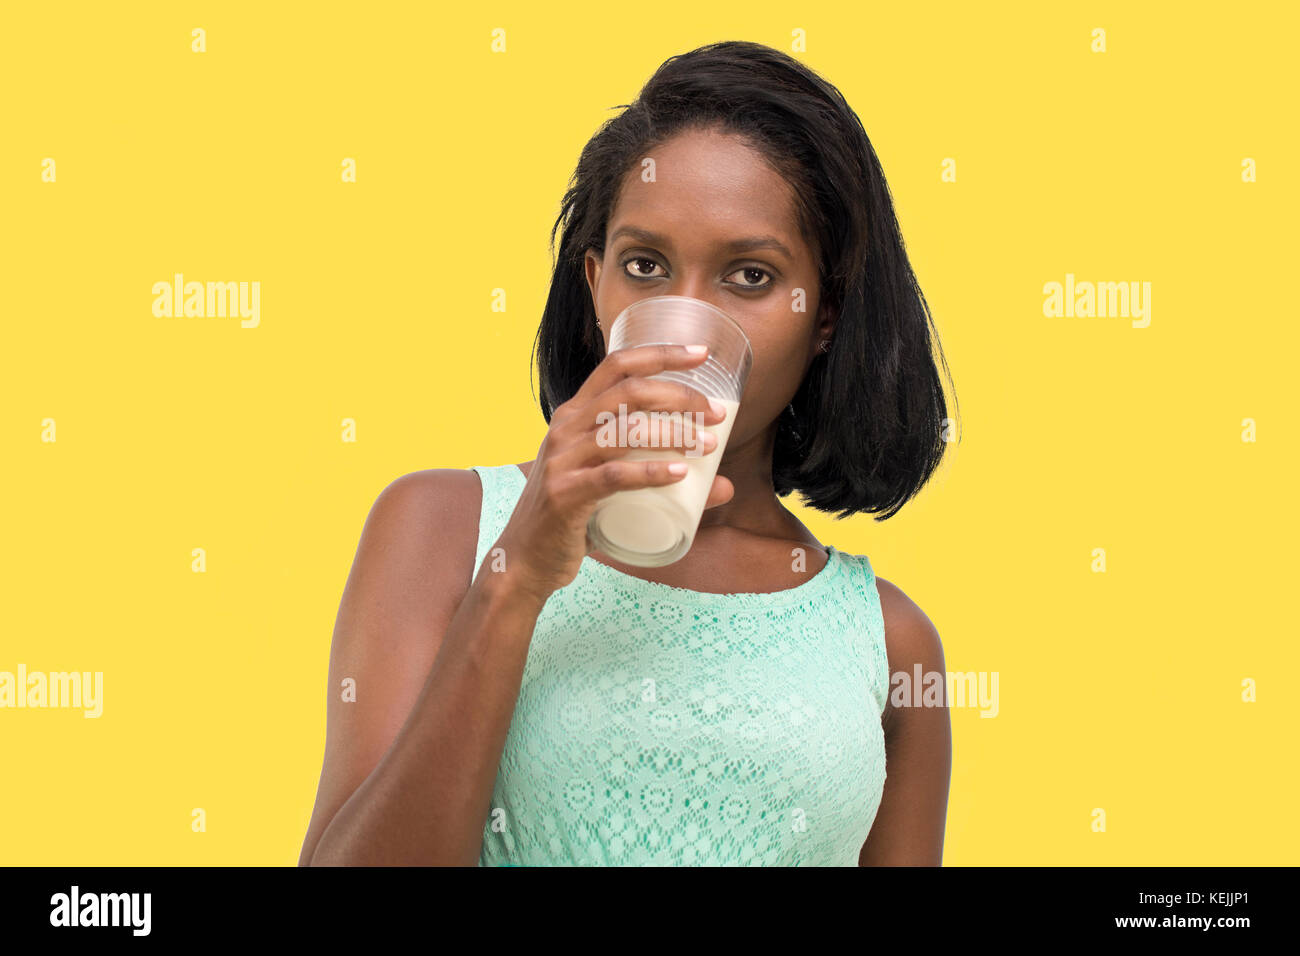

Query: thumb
[702,473,735,510]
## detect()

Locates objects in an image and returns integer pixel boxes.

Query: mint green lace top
[472,463,890,866]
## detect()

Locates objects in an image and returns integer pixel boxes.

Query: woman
[300,40,957,866]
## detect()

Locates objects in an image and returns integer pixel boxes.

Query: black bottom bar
[0,865,1283,942]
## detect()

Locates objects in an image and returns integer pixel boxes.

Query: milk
[590,398,740,564]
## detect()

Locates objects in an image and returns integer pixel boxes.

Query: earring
[596,318,602,328]
[818,338,831,353]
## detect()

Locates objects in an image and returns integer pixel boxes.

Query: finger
[702,473,735,510]
[590,423,719,464]
[595,376,724,426]
[577,456,691,502]
[569,343,709,408]
[562,378,723,455]
[583,401,717,457]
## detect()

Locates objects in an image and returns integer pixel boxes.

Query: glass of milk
[586,295,753,567]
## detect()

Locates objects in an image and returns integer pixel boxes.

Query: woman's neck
[697,426,818,547]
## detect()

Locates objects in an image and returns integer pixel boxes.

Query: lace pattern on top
[472,463,890,866]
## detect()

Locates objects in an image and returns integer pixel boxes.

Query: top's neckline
[506,463,845,609]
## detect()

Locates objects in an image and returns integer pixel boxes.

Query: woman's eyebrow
[609,225,794,261]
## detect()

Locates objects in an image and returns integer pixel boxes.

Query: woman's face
[584,126,834,453]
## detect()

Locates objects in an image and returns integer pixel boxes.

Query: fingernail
[685,344,709,355]
[668,462,688,474]
[708,399,725,417]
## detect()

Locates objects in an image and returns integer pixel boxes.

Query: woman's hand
[495,344,732,602]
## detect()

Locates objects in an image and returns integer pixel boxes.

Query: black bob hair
[532,40,959,520]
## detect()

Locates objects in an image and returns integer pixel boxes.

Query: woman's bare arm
[858,577,952,866]
[297,469,550,866]
[297,346,725,866]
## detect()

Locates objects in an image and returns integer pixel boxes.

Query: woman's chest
[481,595,888,865]
[587,538,831,595]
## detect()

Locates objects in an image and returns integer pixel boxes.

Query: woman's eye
[623,257,665,279]
[622,258,772,287]
[726,266,773,288]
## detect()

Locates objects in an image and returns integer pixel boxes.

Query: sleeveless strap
[840,551,891,714]
[471,464,524,575]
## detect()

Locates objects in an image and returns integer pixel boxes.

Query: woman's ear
[818,301,839,340]
[584,249,602,302]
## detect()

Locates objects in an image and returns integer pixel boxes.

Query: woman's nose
[664,280,723,312]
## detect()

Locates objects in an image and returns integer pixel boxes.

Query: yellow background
[1,1,1295,865]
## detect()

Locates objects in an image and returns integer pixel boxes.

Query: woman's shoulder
[871,574,946,721]
[373,467,484,519]
[873,577,943,654]
[357,468,487,589]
